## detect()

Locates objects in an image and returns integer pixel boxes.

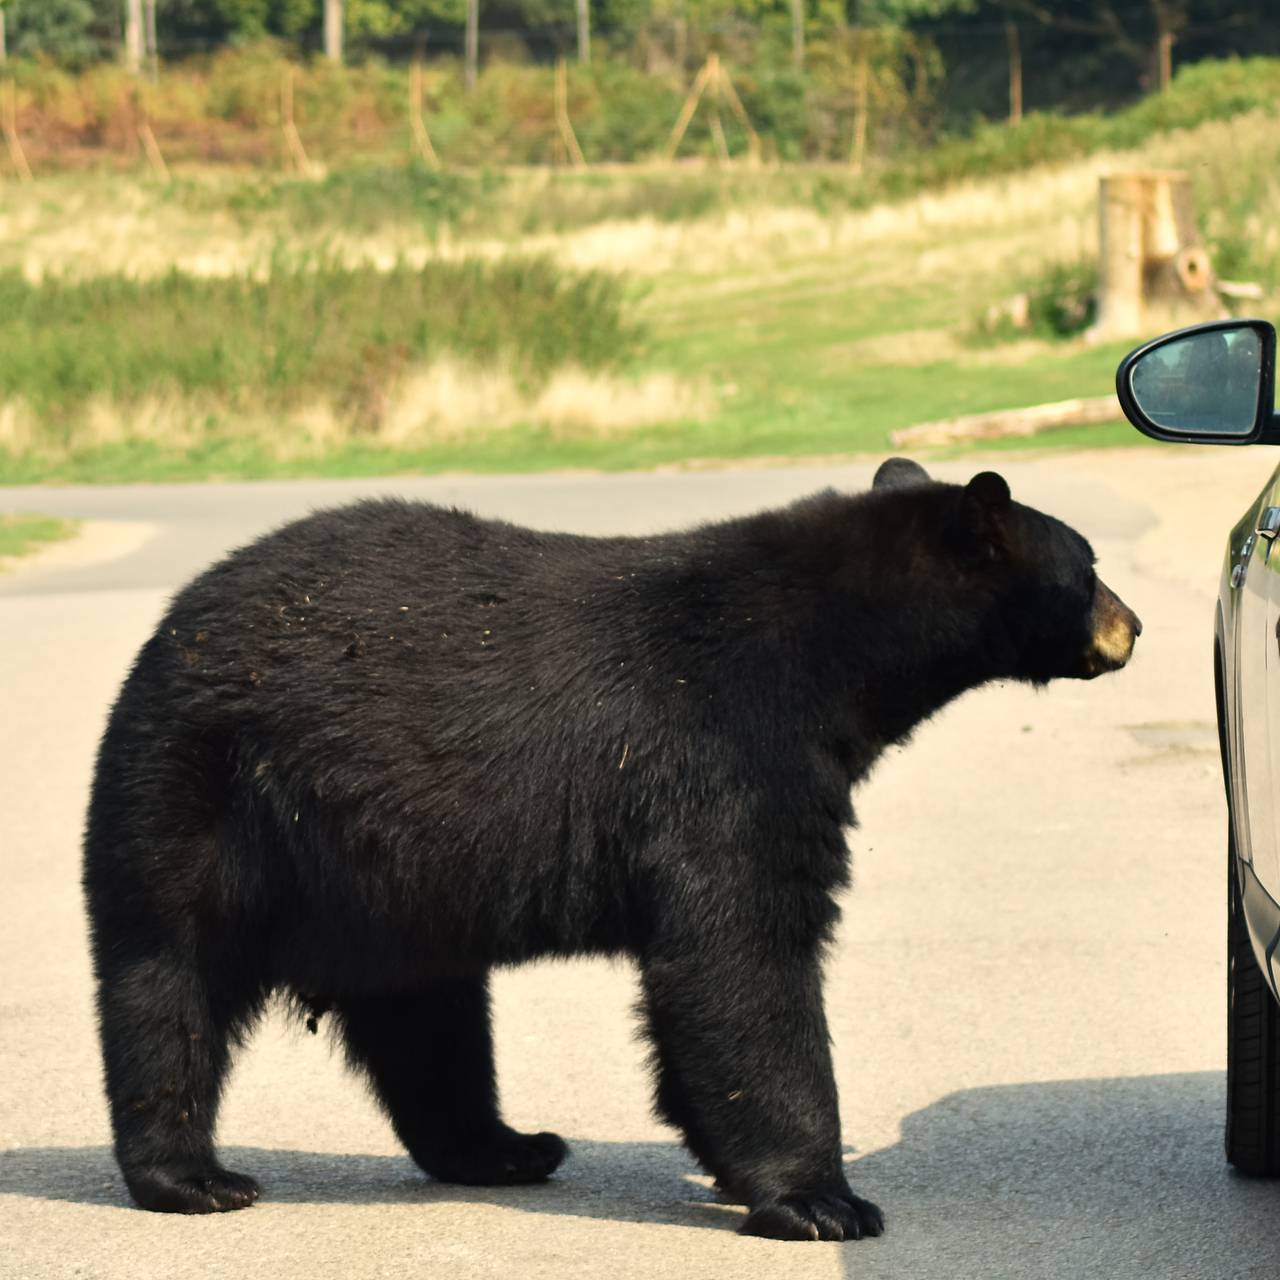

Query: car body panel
[1219,461,1280,999]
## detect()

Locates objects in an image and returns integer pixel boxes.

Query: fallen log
[889,395,1119,449]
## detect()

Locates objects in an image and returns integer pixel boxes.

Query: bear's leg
[96,924,266,1213]
[640,942,883,1242]
[333,977,566,1185]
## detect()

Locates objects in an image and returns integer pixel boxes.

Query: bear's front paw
[125,1164,260,1214]
[741,1188,885,1242]
[423,1127,567,1186]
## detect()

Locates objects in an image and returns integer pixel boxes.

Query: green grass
[0,514,79,559]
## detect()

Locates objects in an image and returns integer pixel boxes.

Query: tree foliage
[6,0,99,67]
[0,0,1271,132]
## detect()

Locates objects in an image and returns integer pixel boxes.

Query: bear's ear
[873,457,931,490]
[956,471,1012,560]
[965,471,1011,511]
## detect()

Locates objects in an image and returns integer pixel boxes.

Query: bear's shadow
[7,1072,1280,1251]
[0,1137,743,1230]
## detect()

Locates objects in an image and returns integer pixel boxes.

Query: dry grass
[5,108,1274,298]
[0,358,711,464]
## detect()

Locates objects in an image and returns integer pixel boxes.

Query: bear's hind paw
[741,1189,884,1242]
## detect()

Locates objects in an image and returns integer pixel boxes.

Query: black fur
[82,461,1138,1239]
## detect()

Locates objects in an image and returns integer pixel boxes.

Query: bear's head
[871,457,1141,684]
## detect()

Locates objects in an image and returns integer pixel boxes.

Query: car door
[1235,477,1280,902]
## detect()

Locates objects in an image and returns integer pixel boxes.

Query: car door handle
[1233,532,1258,587]
[1257,507,1280,540]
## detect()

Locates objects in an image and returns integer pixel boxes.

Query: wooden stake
[709,107,729,163]
[664,54,761,166]
[280,67,312,175]
[2,77,31,181]
[133,90,168,179]
[409,61,441,168]
[664,55,715,161]
[554,58,585,167]
[849,35,869,174]
[715,60,761,166]
[1006,20,1022,125]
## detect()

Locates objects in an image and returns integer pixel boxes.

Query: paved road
[4,451,1280,1280]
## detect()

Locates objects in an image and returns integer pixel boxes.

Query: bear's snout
[1084,580,1141,676]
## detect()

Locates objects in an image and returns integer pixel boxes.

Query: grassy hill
[1,58,1277,483]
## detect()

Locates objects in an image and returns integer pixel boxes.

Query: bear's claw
[741,1189,885,1242]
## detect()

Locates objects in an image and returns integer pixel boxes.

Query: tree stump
[1089,171,1224,341]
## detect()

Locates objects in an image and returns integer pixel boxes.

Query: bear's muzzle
[1083,580,1141,677]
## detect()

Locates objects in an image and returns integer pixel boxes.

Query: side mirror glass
[1116,320,1277,445]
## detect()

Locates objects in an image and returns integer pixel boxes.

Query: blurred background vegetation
[0,1,1276,165]
[0,2,1277,482]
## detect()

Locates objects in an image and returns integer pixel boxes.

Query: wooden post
[790,0,804,72]
[2,77,31,181]
[280,67,312,175]
[554,57,585,167]
[409,61,441,169]
[1006,21,1022,125]
[576,0,590,66]
[465,0,479,92]
[849,33,869,174]
[324,0,343,64]
[1091,171,1223,340]
[125,0,144,74]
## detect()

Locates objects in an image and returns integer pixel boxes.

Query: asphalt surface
[4,450,1280,1280]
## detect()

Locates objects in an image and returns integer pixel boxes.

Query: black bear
[83,458,1139,1240]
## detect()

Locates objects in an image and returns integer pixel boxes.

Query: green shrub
[0,257,642,430]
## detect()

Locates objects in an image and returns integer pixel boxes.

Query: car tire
[1226,830,1280,1175]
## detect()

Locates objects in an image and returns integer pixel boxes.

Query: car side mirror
[1115,319,1279,445]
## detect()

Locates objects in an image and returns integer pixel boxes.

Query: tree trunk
[0,6,7,65]
[1156,28,1173,91]
[1091,171,1222,340]
[576,0,589,65]
[791,0,804,72]
[124,0,144,74]
[465,0,479,92]
[1006,21,1022,124]
[324,0,344,64]
[144,0,158,79]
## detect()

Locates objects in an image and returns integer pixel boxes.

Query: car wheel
[1226,828,1280,1175]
